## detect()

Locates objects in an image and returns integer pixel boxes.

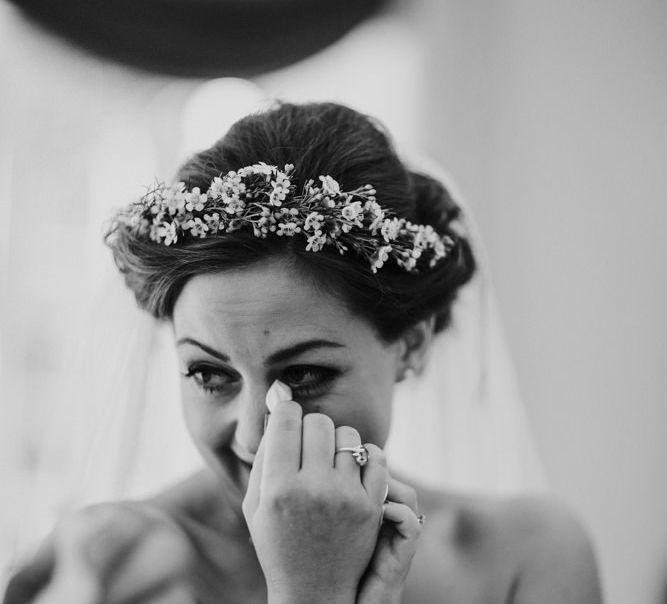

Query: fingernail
[265,380,292,413]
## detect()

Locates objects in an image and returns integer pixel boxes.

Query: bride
[5,102,601,604]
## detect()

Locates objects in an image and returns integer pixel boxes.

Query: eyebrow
[176,337,345,365]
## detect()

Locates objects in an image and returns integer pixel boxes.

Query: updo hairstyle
[106,102,475,342]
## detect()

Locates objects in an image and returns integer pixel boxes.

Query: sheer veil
[387,158,546,494]
[6,156,546,577]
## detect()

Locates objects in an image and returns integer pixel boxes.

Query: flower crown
[112,163,455,273]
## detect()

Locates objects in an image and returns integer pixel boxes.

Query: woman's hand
[242,399,389,604]
[357,478,422,604]
[5,502,196,604]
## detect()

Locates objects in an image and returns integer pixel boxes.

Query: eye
[183,364,237,394]
[281,365,337,397]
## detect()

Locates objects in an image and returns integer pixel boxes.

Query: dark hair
[106,102,475,341]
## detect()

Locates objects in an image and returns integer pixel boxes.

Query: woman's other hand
[242,399,388,604]
[5,502,195,604]
[357,478,422,604]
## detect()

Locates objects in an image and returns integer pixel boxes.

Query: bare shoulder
[148,466,231,527]
[407,483,603,604]
[496,496,603,604]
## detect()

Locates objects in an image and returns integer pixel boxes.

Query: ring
[336,445,369,467]
[417,514,425,525]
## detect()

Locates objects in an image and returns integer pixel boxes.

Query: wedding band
[335,444,369,467]
[417,514,425,525]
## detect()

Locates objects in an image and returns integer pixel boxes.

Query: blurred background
[1,1,665,603]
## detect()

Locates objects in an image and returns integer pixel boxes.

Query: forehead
[172,259,372,346]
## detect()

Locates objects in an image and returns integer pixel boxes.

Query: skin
[5,257,603,604]
[173,258,403,486]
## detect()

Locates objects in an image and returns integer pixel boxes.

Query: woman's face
[172,258,409,490]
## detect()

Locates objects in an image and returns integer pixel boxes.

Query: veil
[4,157,546,580]
[386,158,546,494]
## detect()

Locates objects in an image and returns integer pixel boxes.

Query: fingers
[386,477,419,515]
[243,437,265,521]
[381,501,422,542]
[258,403,391,513]
[333,430,388,507]
[301,413,335,471]
[262,399,302,477]
[333,425,362,473]
[361,443,388,504]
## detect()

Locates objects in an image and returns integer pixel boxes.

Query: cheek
[358,386,393,446]
[179,385,236,451]
[317,366,394,446]
[350,353,397,445]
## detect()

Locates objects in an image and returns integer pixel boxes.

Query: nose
[230,382,269,462]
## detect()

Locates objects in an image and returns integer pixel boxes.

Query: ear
[394,316,436,382]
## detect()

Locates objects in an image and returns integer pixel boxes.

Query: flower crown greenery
[112,163,454,273]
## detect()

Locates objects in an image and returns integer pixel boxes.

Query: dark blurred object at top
[9,0,390,77]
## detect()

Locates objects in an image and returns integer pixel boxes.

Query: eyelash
[182,363,338,398]
[182,364,236,394]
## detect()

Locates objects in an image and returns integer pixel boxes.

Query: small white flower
[277,221,299,236]
[370,245,392,272]
[209,176,226,198]
[274,170,291,187]
[413,224,438,248]
[369,214,384,234]
[161,187,186,215]
[157,221,178,246]
[381,218,403,242]
[186,217,209,238]
[127,212,143,228]
[398,256,417,271]
[306,233,327,252]
[364,199,383,215]
[185,188,207,212]
[238,163,273,178]
[128,214,150,235]
[433,238,448,258]
[120,162,453,275]
[304,212,324,232]
[319,175,341,196]
[269,185,287,206]
[224,198,245,215]
[341,201,363,222]
[203,213,221,232]
[268,169,292,207]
